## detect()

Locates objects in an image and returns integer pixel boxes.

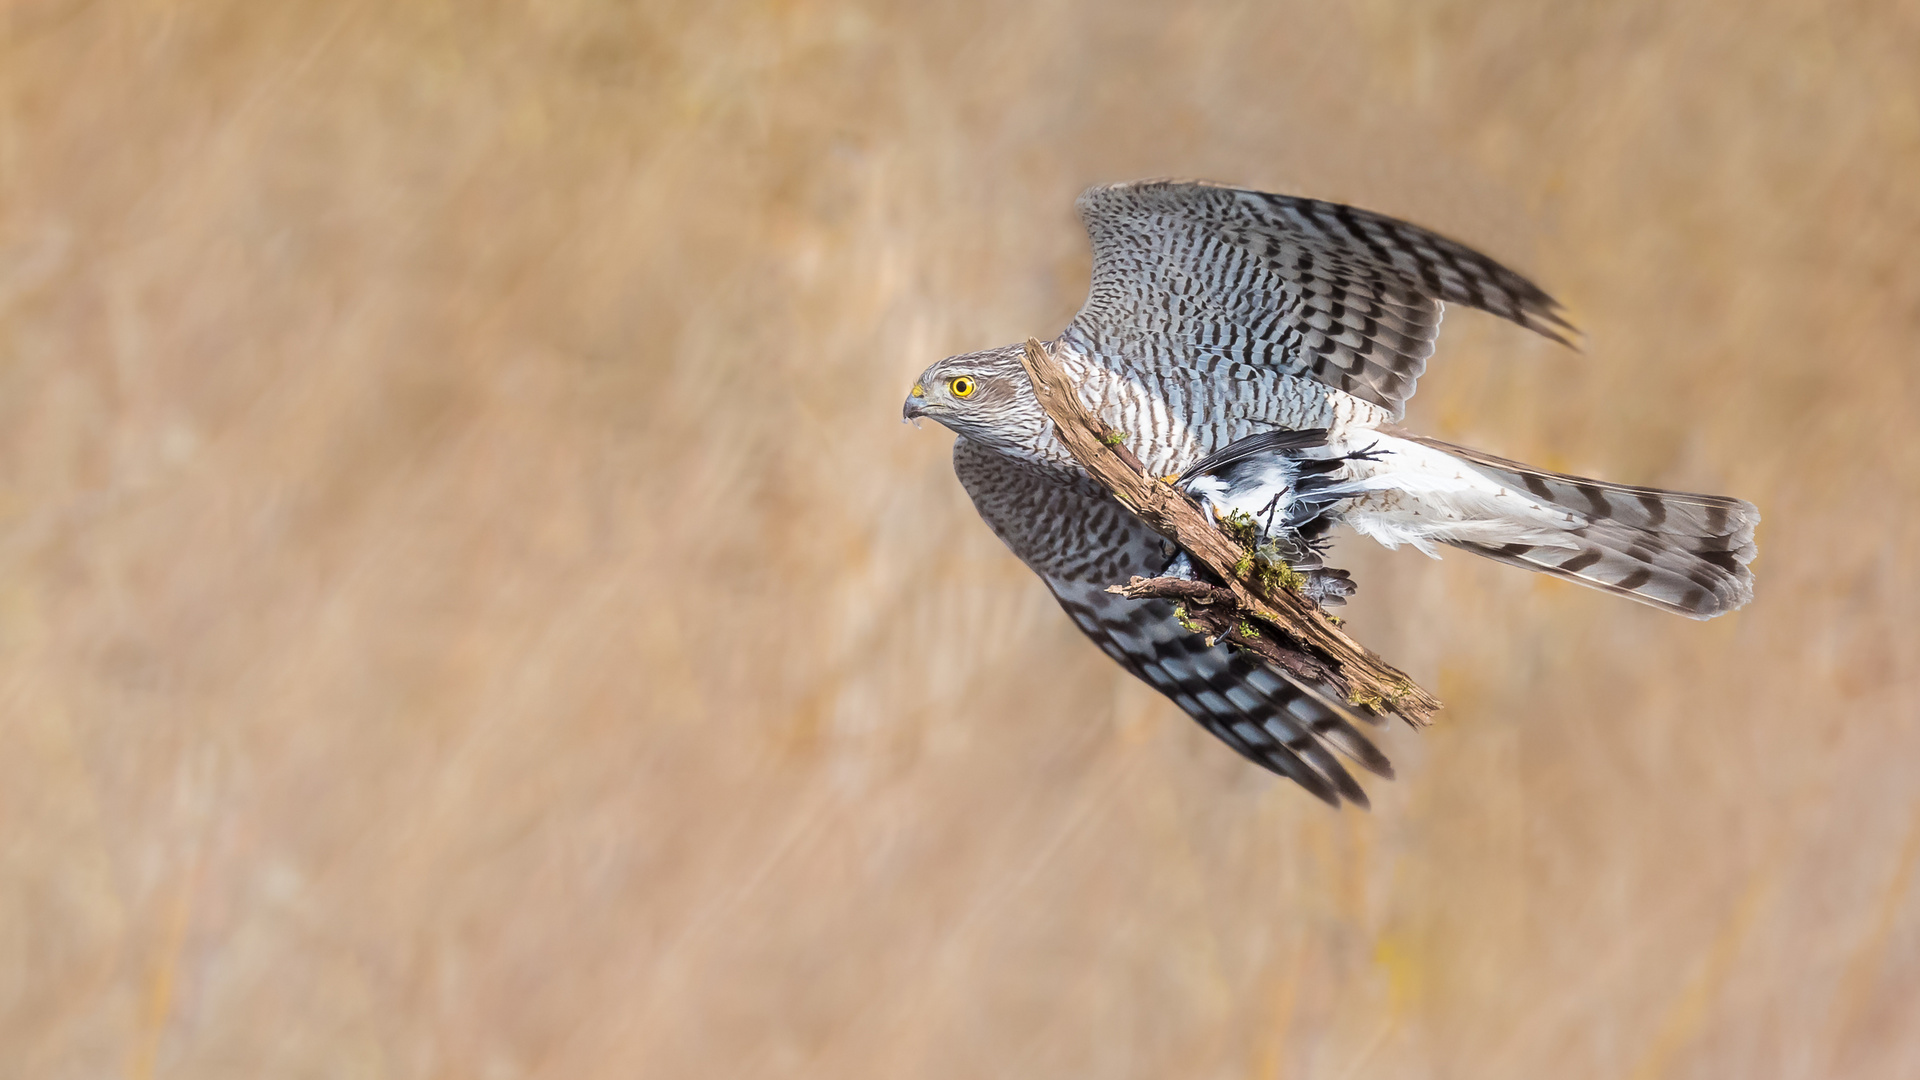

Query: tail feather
[1455,517,1753,619]
[1400,433,1758,560]
[1350,431,1760,619]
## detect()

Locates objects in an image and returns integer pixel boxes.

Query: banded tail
[1340,431,1759,619]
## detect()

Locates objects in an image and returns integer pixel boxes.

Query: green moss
[1213,510,1313,598]
[1218,508,1261,547]
[1172,604,1203,634]
[1252,557,1306,594]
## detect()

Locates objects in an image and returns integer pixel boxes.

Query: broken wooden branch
[1128,576,1346,688]
[1016,337,1441,728]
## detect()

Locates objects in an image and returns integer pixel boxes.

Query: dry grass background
[3,1,1918,1077]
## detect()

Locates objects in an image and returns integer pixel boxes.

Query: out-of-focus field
[4,2,1918,1077]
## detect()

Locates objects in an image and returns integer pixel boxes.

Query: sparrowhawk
[902,180,1759,806]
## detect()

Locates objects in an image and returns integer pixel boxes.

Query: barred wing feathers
[1070,180,1576,418]
[952,437,1388,806]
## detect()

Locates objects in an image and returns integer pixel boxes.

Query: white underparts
[1327,432,1581,556]
[1197,429,1585,558]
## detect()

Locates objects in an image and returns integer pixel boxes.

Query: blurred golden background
[5,1,1918,1076]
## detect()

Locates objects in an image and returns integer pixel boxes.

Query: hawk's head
[901,344,1052,458]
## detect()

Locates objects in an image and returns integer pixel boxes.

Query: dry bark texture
[1017,338,1440,726]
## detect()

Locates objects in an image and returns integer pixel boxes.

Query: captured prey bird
[902,180,1759,806]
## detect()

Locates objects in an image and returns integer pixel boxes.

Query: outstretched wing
[951,437,1389,807]
[1068,179,1576,419]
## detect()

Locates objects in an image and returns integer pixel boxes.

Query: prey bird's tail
[1341,432,1760,619]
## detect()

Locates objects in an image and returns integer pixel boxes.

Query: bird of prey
[902,180,1759,806]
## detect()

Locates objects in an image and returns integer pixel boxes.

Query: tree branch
[1016,338,1440,728]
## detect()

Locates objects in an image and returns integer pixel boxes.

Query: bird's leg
[1342,440,1387,464]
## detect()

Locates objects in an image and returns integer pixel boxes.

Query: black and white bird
[903,180,1759,806]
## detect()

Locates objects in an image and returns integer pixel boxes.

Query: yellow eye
[949,376,976,398]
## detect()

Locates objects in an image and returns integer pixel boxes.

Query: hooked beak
[901,383,927,423]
